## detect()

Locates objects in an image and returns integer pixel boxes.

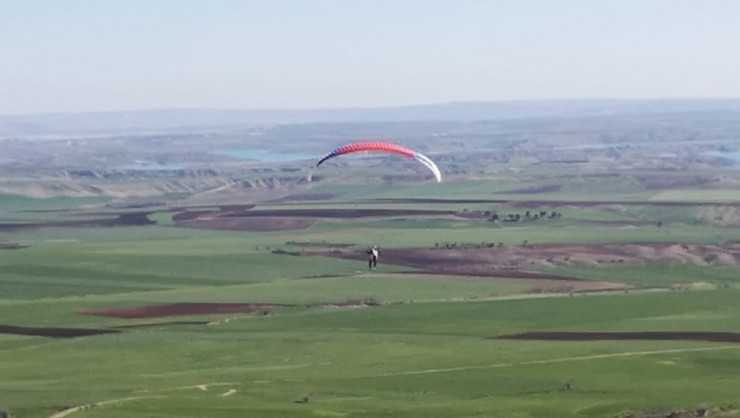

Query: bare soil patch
[503,184,563,194]
[285,241,354,248]
[496,331,740,343]
[699,205,740,227]
[0,324,118,338]
[308,248,627,293]
[217,204,256,211]
[635,174,722,190]
[0,212,153,233]
[172,207,455,232]
[112,321,209,329]
[371,243,740,271]
[224,208,455,218]
[171,205,255,222]
[306,242,740,292]
[81,302,293,319]
[176,217,314,231]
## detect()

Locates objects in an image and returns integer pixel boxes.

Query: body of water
[212,149,319,163]
[706,150,740,162]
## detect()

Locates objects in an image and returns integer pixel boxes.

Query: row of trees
[434,241,504,249]
[433,240,536,249]
[490,210,563,222]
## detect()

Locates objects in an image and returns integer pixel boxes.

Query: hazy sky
[2,0,740,114]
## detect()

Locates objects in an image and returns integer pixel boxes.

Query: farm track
[369,345,740,378]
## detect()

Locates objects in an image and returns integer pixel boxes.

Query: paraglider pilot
[368,246,379,270]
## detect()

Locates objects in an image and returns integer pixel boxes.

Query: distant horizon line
[3,96,740,118]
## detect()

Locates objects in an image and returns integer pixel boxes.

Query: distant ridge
[2,98,740,137]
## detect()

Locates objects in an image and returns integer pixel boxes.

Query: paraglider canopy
[311,141,442,183]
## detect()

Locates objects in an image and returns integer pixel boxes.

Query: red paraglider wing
[316,141,417,167]
[312,141,442,183]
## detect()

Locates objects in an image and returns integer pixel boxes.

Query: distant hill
[2,98,739,137]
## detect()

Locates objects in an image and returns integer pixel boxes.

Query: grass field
[2,178,740,417]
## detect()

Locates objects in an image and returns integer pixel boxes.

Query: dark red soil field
[503,184,563,194]
[302,242,740,293]
[217,204,257,211]
[306,248,628,293]
[176,217,315,231]
[163,204,256,212]
[495,331,740,343]
[0,212,153,233]
[112,321,209,329]
[172,207,457,231]
[81,302,294,318]
[323,243,740,274]
[171,206,256,222]
[285,241,354,248]
[218,208,455,218]
[0,324,119,338]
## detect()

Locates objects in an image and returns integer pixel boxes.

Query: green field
[2,179,740,418]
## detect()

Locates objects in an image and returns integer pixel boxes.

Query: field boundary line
[369,345,740,377]
[49,395,166,418]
